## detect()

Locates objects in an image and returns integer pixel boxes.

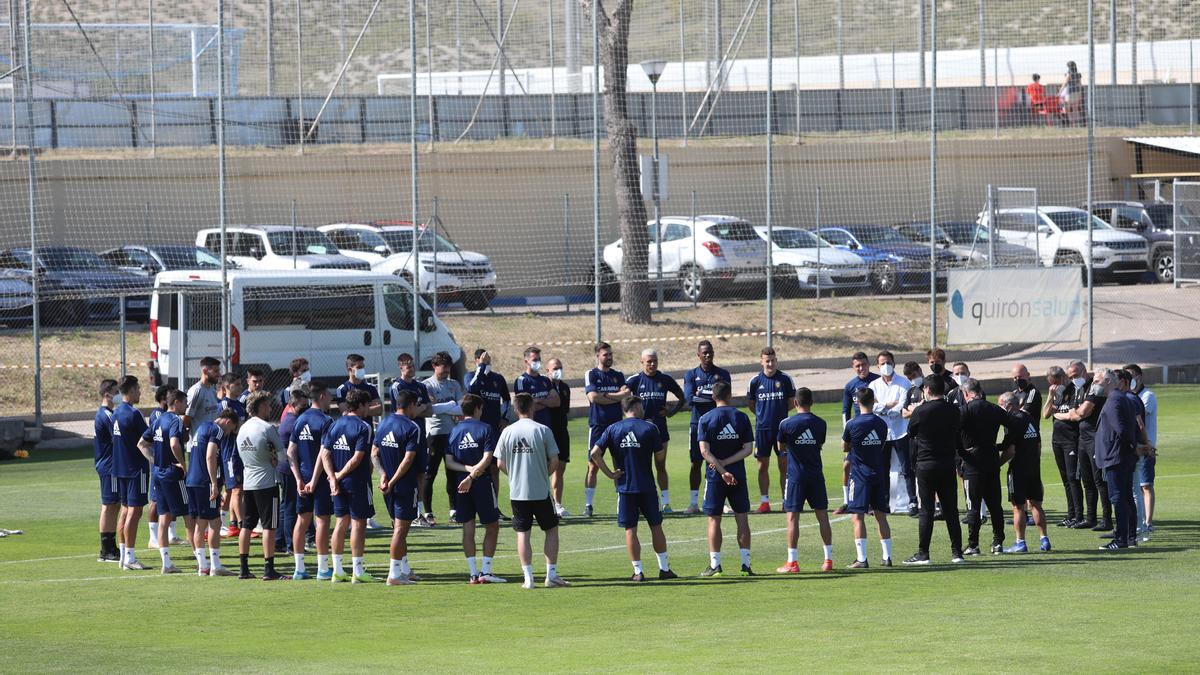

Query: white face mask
[1131,378,1139,391]
[911,377,923,388]
[1071,377,1087,390]
[299,371,312,383]
[530,360,543,373]
[879,363,894,377]
[550,369,563,381]
[353,367,365,380]
[954,374,968,386]
[112,393,124,406]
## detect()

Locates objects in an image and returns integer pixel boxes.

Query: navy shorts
[847,473,889,514]
[783,471,829,512]
[186,486,221,521]
[148,475,158,502]
[99,474,120,506]
[1007,463,1044,506]
[296,478,334,517]
[689,424,703,463]
[1137,455,1156,486]
[332,479,375,520]
[617,491,663,529]
[117,472,149,508]
[153,475,189,518]
[223,454,244,490]
[650,416,670,443]
[702,469,751,516]
[385,484,420,522]
[755,428,780,459]
[588,425,609,458]
[452,478,500,525]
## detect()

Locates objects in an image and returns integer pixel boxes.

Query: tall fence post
[295,0,304,155]
[681,0,688,147]
[592,1,601,342]
[564,193,571,313]
[815,186,822,300]
[20,0,41,428]
[1086,0,1096,369]
[765,0,774,348]
[217,0,230,371]
[549,0,556,149]
[119,298,127,380]
[929,0,938,351]
[410,0,421,363]
[148,0,157,156]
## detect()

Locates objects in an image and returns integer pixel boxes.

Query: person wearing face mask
[926,348,956,395]
[545,357,572,517]
[945,362,974,410]
[902,375,964,565]
[466,348,512,519]
[625,349,685,513]
[1094,369,1149,550]
[1011,363,1042,418]
[335,353,383,425]
[868,350,914,517]
[278,358,311,417]
[899,361,926,516]
[835,351,879,516]
[1054,359,1108,531]
[1043,365,1084,528]
[1123,364,1157,539]
[423,351,466,523]
[958,378,1021,555]
[998,391,1050,553]
[513,347,561,514]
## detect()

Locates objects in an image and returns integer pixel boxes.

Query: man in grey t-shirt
[235,391,286,580]
[496,393,568,589]
[422,351,466,519]
[185,356,222,435]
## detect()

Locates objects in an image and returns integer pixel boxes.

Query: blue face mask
[353,367,365,380]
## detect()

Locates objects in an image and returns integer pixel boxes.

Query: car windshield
[941,223,994,243]
[706,221,760,241]
[1046,211,1111,232]
[267,230,341,256]
[897,224,950,243]
[40,249,111,270]
[156,246,222,269]
[770,229,829,248]
[380,230,460,254]
[850,226,912,246]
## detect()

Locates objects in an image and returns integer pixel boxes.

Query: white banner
[947,267,1083,344]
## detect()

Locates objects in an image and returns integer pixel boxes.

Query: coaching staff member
[1095,369,1144,550]
[959,378,1018,555]
[903,376,964,565]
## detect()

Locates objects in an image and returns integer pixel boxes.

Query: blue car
[0,269,34,327]
[0,247,154,325]
[817,225,957,295]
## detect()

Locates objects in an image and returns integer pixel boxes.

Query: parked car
[894,221,1038,268]
[816,225,956,294]
[752,226,869,295]
[1087,201,1173,283]
[195,226,370,272]
[150,269,464,386]
[601,215,768,302]
[0,268,34,327]
[978,206,1149,284]
[100,244,237,277]
[0,247,153,324]
[317,222,497,311]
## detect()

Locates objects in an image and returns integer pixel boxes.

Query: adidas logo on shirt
[716,423,739,440]
[1025,423,1038,439]
[381,431,398,448]
[240,437,255,451]
[795,428,817,445]
[458,432,479,450]
[153,427,164,442]
[112,420,121,436]
[332,434,351,451]
[298,425,314,441]
[862,429,883,446]
[513,437,534,453]
[620,432,640,448]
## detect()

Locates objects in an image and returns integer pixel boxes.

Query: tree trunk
[588,0,652,324]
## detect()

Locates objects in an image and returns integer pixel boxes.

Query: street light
[641,59,667,310]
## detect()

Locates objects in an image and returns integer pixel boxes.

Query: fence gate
[1175,182,1200,287]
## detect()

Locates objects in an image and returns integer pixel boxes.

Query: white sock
[760,494,769,504]
[125,547,137,564]
[467,556,479,577]
[689,490,699,507]
[149,521,160,546]
[584,487,595,506]
[159,547,172,565]
[823,544,834,560]
[656,551,669,571]
[118,543,126,562]
[546,562,558,578]
[854,538,868,562]
[709,551,721,568]
[842,485,850,503]
[195,548,208,570]
[661,489,670,505]
[317,554,330,573]
[482,556,494,574]
[521,564,534,584]
[293,553,305,572]
[400,556,412,575]
[632,560,643,575]
[167,522,178,541]
[352,556,365,577]
[210,550,222,569]
[390,558,403,578]
[221,511,229,526]
[740,548,751,567]
[332,554,344,574]
[787,548,798,563]
[881,538,893,561]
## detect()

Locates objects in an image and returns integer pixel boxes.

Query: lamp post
[641,58,667,310]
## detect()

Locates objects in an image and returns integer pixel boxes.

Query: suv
[978,207,1149,284]
[100,244,235,276]
[817,225,957,294]
[894,222,1037,268]
[753,226,869,295]
[0,246,153,324]
[601,215,768,302]
[195,226,370,271]
[318,222,497,311]
[1088,201,1173,283]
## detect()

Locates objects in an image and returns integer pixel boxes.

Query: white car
[318,222,497,311]
[977,206,1149,283]
[600,215,768,302]
[753,226,869,295]
[195,226,370,271]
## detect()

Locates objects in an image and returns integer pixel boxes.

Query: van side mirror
[249,247,264,260]
[421,308,435,333]
[1037,225,1052,236]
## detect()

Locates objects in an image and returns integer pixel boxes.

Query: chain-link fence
[1,1,1199,419]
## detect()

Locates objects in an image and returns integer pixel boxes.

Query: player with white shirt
[867,350,914,515]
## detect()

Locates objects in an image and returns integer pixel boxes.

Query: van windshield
[267,231,341,256]
[1046,211,1111,232]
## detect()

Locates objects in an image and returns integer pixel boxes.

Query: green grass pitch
[2,389,1198,671]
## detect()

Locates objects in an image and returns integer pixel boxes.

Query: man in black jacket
[902,377,964,565]
[959,378,1021,555]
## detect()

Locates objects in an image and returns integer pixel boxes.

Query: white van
[150,270,464,387]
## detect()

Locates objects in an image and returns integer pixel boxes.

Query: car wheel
[680,265,707,303]
[870,263,898,295]
[589,264,619,303]
[462,292,490,311]
[773,265,801,297]
[1154,248,1174,284]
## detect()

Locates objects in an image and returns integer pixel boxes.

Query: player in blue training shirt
[583,341,629,517]
[513,346,561,429]
[319,388,376,583]
[335,353,383,423]
[110,375,150,570]
[388,353,435,526]
[747,346,797,514]
[774,387,834,574]
[696,381,756,578]
[217,373,247,537]
[374,390,425,586]
[625,348,685,513]
[835,351,880,516]
[185,409,239,577]
[445,394,507,584]
[138,389,190,574]
[591,397,679,582]
[683,339,731,515]
[94,379,122,563]
[288,383,335,580]
[466,348,512,516]
[842,387,893,569]
[144,384,171,548]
